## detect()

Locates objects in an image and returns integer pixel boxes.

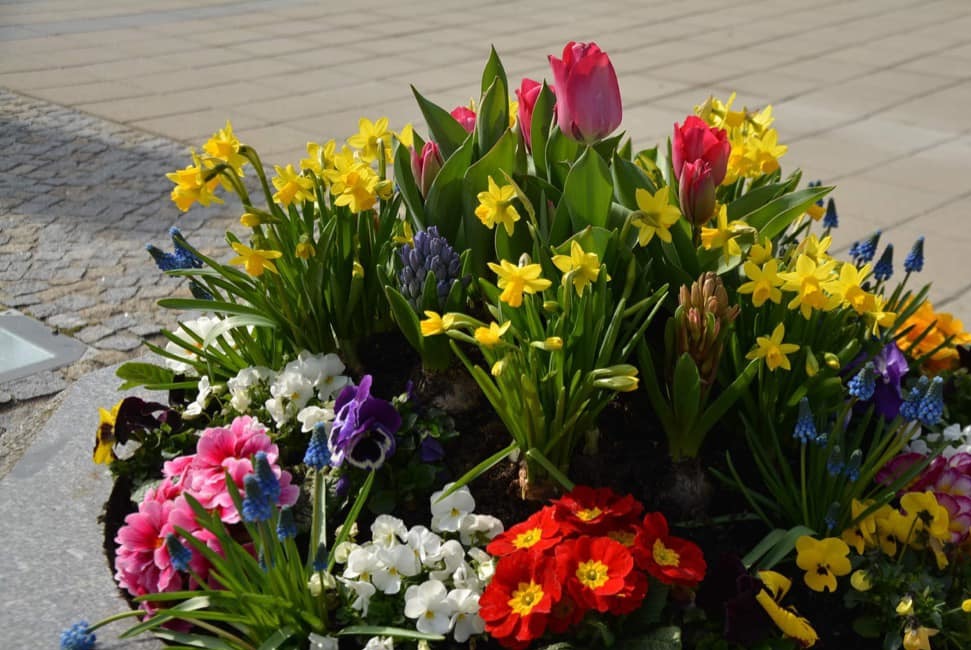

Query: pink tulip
[516,78,553,150]
[679,160,716,226]
[450,105,476,133]
[672,116,730,186]
[548,41,622,144]
[411,141,443,197]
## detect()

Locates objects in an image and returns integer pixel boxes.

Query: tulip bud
[515,78,553,151]
[410,141,443,198]
[548,41,622,144]
[679,160,717,227]
[450,105,476,133]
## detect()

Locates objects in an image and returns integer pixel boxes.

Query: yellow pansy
[552,240,602,296]
[899,491,951,545]
[903,626,938,650]
[228,242,282,277]
[795,536,851,593]
[93,400,123,465]
[631,186,681,246]
[487,259,551,308]
[475,176,521,236]
[746,323,799,371]
[841,499,879,554]
[755,571,819,648]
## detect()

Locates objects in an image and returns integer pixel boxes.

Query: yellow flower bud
[352,261,365,279]
[805,348,819,377]
[962,598,971,613]
[295,239,314,260]
[850,570,872,592]
[240,212,261,228]
[545,336,563,350]
[824,352,841,369]
[896,595,913,616]
[491,358,506,377]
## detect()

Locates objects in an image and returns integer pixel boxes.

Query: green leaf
[563,147,612,229]
[424,134,475,244]
[852,616,883,639]
[743,186,833,240]
[529,82,556,176]
[116,361,175,390]
[411,86,469,158]
[385,287,423,353]
[545,128,581,187]
[150,630,234,649]
[202,314,278,350]
[157,298,268,318]
[695,359,759,437]
[257,627,295,650]
[726,179,790,222]
[477,78,509,155]
[671,353,701,431]
[616,626,682,650]
[393,141,425,228]
[338,625,445,641]
[480,45,508,97]
[611,153,657,209]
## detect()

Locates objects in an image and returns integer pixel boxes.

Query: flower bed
[63,42,971,650]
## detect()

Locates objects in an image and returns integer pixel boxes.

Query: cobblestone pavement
[0,89,238,473]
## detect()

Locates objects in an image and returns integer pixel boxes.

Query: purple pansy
[328,375,401,470]
[870,342,908,419]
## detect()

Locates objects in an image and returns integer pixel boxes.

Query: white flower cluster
[163,316,229,376]
[183,351,350,430]
[335,484,503,646]
[909,422,971,457]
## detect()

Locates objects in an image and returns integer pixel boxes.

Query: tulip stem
[692,224,701,248]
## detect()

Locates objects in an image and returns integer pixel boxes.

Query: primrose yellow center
[652,539,680,567]
[513,527,542,549]
[608,530,635,546]
[576,560,610,590]
[576,507,602,522]
[508,581,544,616]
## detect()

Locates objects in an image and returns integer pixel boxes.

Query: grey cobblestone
[0,87,238,405]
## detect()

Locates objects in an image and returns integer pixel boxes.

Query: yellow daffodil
[903,626,938,650]
[301,139,336,174]
[229,242,282,277]
[746,323,799,371]
[323,148,381,213]
[900,491,951,545]
[508,99,519,128]
[419,311,456,337]
[396,123,414,149]
[240,212,261,228]
[798,234,832,262]
[748,238,774,265]
[93,400,123,465]
[295,238,315,260]
[474,321,511,347]
[841,499,878,554]
[862,292,897,337]
[166,152,222,212]
[631,186,681,246]
[552,240,602,295]
[392,221,415,247]
[806,201,825,221]
[272,164,315,206]
[779,254,839,319]
[347,116,393,163]
[752,128,787,175]
[738,259,783,307]
[795,536,851,593]
[755,571,819,648]
[475,176,521,236]
[700,205,749,261]
[487,260,551,308]
[824,262,871,313]
[203,120,247,175]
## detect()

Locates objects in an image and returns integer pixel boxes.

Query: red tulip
[672,116,730,186]
[516,78,553,150]
[548,41,622,144]
[450,105,476,133]
[410,141,443,197]
[679,160,717,226]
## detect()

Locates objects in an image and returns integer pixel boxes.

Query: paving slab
[0,361,162,649]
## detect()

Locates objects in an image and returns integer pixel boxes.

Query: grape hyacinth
[793,398,817,444]
[904,236,925,273]
[827,445,844,477]
[254,451,280,503]
[873,244,893,282]
[165,534,192,572]
[397,226,464,310]
[823,197,839,229]
[845,449,862,482]
[60,621,96,650]
[900,376,930,421]
[277,506,297,541]
[242,474,272,523]
[918,376,945,427]
[304,422,331,470]
[851,230,881,265]
[146,227,212,300]
[848,363,876,401]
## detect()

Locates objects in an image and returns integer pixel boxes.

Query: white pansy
[183,375,212,418]
[297,405,334,433]
[163,316,225,375]
[430,483,476,532]
[363,637,394,650]
[289,352,350,399]
[266,370,315,425]
[467,547,495,583]
[371,515,408,548]
[447,588,484,643]
[340,578,377,616]
[404,580,455,635]
[227,365,273,412]
[343,545,380,582]
[333,541,357,564]
[372,544,421,594]
[406,525,444,566]
[429,539,466,582]
[308,571,336,596]
[449,559,479,591]
[458,513,504,546]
